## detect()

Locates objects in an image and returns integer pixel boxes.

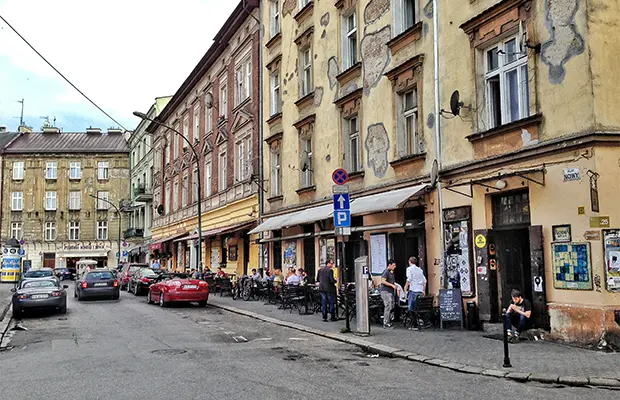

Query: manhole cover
[151,349,187,355]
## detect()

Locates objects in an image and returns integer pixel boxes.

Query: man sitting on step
[505,289,532,342]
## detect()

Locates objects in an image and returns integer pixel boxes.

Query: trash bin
[467,301,479,331]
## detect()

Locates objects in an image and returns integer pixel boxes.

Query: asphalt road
[0,286,616,400]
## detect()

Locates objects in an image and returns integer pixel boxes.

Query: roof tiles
[4,132,129,154]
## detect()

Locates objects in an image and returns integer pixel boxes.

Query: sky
[0,0,238,132]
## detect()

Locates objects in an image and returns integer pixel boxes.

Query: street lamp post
[133,111,203,272]
[89,194,122,269]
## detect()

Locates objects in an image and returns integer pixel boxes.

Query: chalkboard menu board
[439,289,463,329]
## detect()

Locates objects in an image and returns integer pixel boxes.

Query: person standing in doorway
[317,263,337,322]
[404,256,427,330]
[380,260,399,329]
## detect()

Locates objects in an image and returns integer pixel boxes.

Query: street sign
[332,184,349,194]
[332,169,349,185]
[333,193,350,210]
[334,210,351,227]
[335,227,351,236]
[122,251,129,257]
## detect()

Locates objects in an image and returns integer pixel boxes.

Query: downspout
[432,0,446,288]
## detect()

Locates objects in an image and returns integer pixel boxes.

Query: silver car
[12,278,68,317]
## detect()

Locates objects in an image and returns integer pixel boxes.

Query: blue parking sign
[333,210,351,227]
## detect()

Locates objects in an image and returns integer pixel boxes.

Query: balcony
[133,184,153,202]
[124,228,144,239]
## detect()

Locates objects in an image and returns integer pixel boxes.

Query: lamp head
[205,93,214,109]
[132,111,148,119]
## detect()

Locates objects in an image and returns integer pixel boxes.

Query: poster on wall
[369,234,387,275]
[284,240,296,269]
[211,247,220,269]
[444,220,474,296]
[603,229,620,292]
[320,238,336,266]
[552,242,592,290]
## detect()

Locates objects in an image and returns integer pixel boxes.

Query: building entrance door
[494,228,533,310]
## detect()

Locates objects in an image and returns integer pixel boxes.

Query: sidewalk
[208,295,620,387]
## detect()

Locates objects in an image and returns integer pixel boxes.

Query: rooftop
[4,131,130,154]
[0,133,20,153]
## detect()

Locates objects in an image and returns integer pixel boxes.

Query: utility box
[355,256,370,334]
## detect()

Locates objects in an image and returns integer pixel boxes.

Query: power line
[0,14,128,131]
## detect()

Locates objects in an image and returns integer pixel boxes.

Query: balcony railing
[124,228,144,239]
[133,184,153,202]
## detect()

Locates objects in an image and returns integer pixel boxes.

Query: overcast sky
[0,0,238,132]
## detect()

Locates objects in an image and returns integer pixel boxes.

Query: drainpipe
[432,0,446,288]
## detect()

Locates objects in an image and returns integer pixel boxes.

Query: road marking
[253,337,273,342]
[288,338,308,341]
[232,336,248,343]
[223,331,235,335]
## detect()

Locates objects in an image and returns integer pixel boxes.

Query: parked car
[127,268,159,296]
[147,274,209,307]
[12,278,68,317]
[23,268,55,279]
[118,263,149,289]
[54,267,74,281]
[75,269,120,301]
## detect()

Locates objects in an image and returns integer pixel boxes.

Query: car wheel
[159,292,166,307]
[59,303,67,314]
[112,291,120,300]
[134,285,141,296]
[126,282,131,292]
[147,291,153,304]
[198,300,207,307]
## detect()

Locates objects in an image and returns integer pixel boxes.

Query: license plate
[94,282,108,287]
[31,294,49,299]
[183,285,197,289]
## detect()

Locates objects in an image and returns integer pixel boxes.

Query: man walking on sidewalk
[404,256,427,330]
[317,262,337,322]
[380,260,399,329]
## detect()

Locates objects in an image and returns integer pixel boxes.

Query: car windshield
[86,271,114,280]
[129,266,147,273]
[24,270,53,278]
[22,280,58,289]
[142,270,158,277]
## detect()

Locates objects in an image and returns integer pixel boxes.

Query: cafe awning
[149,232,188,251]
[349,184,427,216]
[177,221,257,242]
[248,203,333,235]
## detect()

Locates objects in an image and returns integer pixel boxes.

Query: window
[300,137,313,187]
[97,221,108,240]
[11,192,23,211]
[173,127,180,159]
[220,82,228,119]
[46,161,58,179]
[96,191,109,210]
[235,135,252,182]
[165,139,171,164]
[218,149,227,192]
[484,36,529,129]
[194,107,200,140]
[164,182,171,215]
[45,191,57,211]
[205,161,212,197]
[270,0,280,38]
[342,13,358,69]
[98,161,109,180]
[173,180,179,211]
[182,118,189,149]
[206,103,213,133]
[11,222,22,239]
[235,58,252,105]
[300,48,313,97]
[69,161,81,179]
[182,175,188,207]
[270,149,281,197]
[192,169,199,202]
[299,0,310,8]
[346,117,362,172]
[44,222,56,241]
[393,0,418,36]
[12,161,24,180]
[69,221,80,241]
[270,72,281,116]
[69,191,81,210]
[399,89,420,155]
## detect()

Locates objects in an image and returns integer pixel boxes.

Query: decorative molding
[385,54,424,94]
[264,131,283,145]
[293,114,316,130]
[335,62,362,86]
[459,0,532,48]
[386,22,423,54]
[294,91,315,110]
[294,1,314,24]
[265,54,283,71]
[265,32,282,51]
[267,195,283,203]
[466,113,543,143]
[294,25,314,47]
[296,185,316,195]
[390,152,427,168]
[334,87,363,108]
[266,112,283,127]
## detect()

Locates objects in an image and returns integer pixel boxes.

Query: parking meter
[355,256,370,334]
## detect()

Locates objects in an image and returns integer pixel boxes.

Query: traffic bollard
[501,308,512,368]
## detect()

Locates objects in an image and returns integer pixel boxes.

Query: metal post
[342,239,350,332]
[355,256,370,334]
[502,308,512,367]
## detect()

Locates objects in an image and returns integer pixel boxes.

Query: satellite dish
[450,91,462,116]
[300,152,311,172]
[157,204,165,216]
[205,92,214,109]
[124,131,132,142]
[430,159,439,187]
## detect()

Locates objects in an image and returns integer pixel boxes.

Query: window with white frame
[300,48,313,97]
[12,161,24,180]
[182,118,189,149]
[270,0,280,38]
[220,82,228,119]
[218,148,227,192]
[11,192,23,211]
[235,134,252,182]
[173,127,180,158]
[45,191,57,211]
[96,191,109,210]
[299,0,310,8]
[346,116,362,172]
[46,161,58,179]
[173,180,179,210]
[235,58,252,105]
[484,35,530,129]
[192,168,199,202]
[342,12,358,69]
[182,175,188,207]
[205,161,212,197]
[399,89,420,155]
[393,0,418,36]
[69,161,81,179]
[300,137,313,187]
[270,148,281,197]
[165,140,171,164]
[69,191,81,210]
[45,222,56,241]
[69,221,80,241]
[206,103,213,133]
[164,182,171,214]
[270,71,281,116]
[98,161,109,180]
[194,107,200,140]
[97,220,108,240]
[11,222,22,239]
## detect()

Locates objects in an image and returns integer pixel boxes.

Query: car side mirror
[10,288,16,293]
[63,285,69,289]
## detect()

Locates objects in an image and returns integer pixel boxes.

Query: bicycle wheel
[232,283,239,300]
[242,281,251,301]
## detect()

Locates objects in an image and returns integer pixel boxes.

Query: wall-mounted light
[495,179,507,190]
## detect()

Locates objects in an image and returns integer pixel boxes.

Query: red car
[147,273,209,307]
[118,263,149,290]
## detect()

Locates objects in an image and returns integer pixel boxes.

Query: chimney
[86,127,102,134]
[0,126,7,133]
[42,127,60,134]
[18,125,33,133]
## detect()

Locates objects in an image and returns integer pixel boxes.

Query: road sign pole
[342,238,350,332]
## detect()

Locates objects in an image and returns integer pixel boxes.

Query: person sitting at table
[251,268,261,281]
[298,268,308,284]
[216,267,227,279]
[286,269,302,285]
[273,269,284,288]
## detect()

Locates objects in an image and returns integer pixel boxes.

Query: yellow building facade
[255,0,620,344]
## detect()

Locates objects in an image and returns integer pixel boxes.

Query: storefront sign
[563,167,581,181]
[62,242,107,251]
[577,206,585,215]
[477,266,487,275]
[603,229,620,292]
[552,242,592,290]
[583,231,601,241]
[439,289,463,329]
[552,225,572,242]
[590,216,610,228]
[474,234,486,248]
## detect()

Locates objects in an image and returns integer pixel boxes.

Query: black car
[12,278,68,317]
[75,270,120,301]
[127,268,159,296]
[54,267,74,281]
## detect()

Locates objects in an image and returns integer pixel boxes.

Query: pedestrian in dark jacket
[317,262,337,322]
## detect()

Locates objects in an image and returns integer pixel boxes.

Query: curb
[0,296,13,348]
[209,301,620,390]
